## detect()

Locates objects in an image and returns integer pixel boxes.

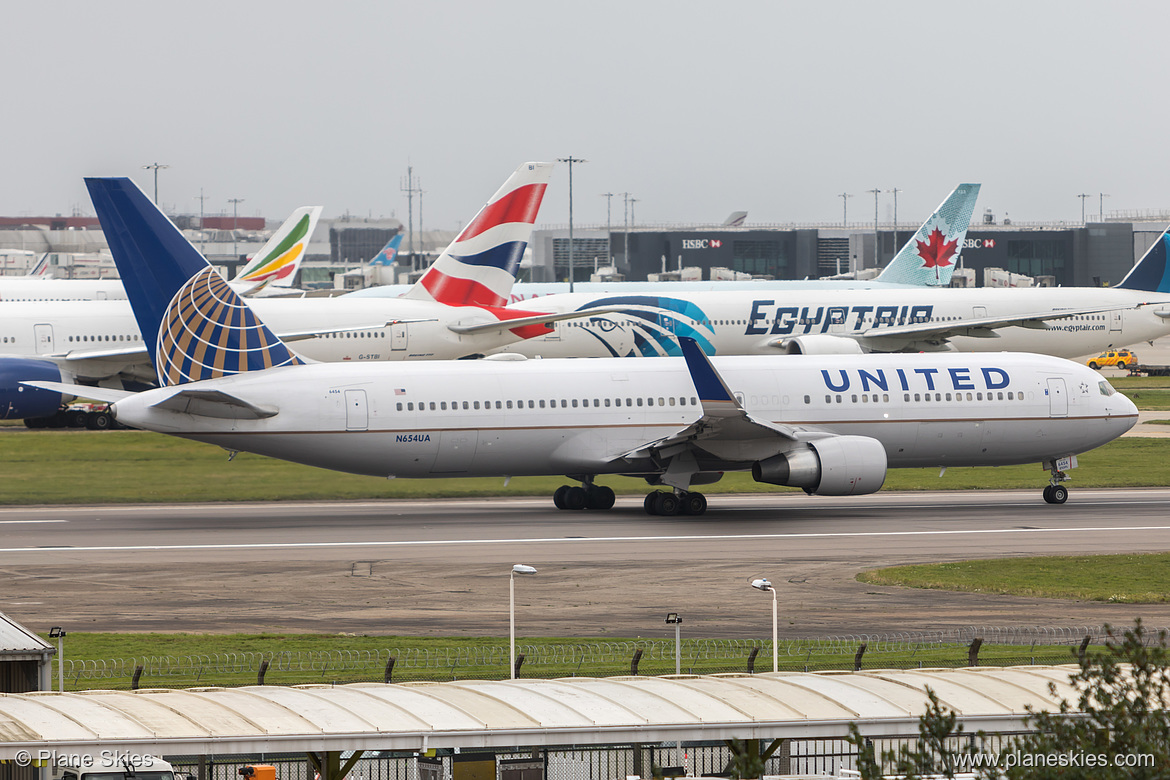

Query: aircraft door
[433,430,478,472]
[344,389,368,430]
[1046,378,1068,417]
[973,306,987,319]
[658,311,677,333]
[391,323,408,351]
[1110,309,1123,332]
[33,324,54,354]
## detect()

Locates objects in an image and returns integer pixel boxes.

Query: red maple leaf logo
[916,227,959,270]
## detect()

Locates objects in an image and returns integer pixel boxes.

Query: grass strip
[858,552,1170,603]
[1,433,1167,505]
[42,632,1090,690]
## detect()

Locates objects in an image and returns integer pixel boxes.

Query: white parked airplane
[347,183,982,302]
[0,206,322,302]
[28,176,1138,513]
[490,227,1170,360]
[1,164,614,422]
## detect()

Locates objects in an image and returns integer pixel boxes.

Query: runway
[3,489,1169,638]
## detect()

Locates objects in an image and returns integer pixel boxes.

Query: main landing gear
[643,490,707,516]
[1042,463,1070,504]
[552,481,616,511]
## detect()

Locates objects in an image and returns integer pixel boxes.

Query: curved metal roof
[0,666,1081,758]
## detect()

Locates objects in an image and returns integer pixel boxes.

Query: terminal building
[529,214,1168,288]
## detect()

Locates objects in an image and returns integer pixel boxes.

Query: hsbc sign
[963,238,996,249]
[682,238,724,250]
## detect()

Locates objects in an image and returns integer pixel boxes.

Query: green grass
[859,552,1170,603]
[1,431,1167,505]
[41,632,1090,690]
[1110,375,1170,410]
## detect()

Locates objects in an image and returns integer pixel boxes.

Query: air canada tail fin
[84,177,304,388]
[875,183,980,287]
[1116,226,1170,293]
[370,233,403,267]
[231,206,323,287]
[403,161,554,307]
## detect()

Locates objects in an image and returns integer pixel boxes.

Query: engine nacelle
[752,435,887,496]
[0,358,65,419]
[780,335,864,355]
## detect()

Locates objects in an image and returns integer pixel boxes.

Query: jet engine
[0,358,65,419]
[752,435,887,496]
[780,335,864,355]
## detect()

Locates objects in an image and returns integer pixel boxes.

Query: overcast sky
[4,1,1166,230]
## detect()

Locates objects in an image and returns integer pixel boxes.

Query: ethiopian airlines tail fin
[874,183,980,287]
[1116,226,1170,293]
[370,233,404,267]
[84,177,304,388]
[231,205,322,288]
[403,161,554,306]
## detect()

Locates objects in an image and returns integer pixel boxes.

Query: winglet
[1117,226,1170,293]
[679,336,743,415]
[85,177,304,387]
[404,162,554,307]
[875,183,980,287]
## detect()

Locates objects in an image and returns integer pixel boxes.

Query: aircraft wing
[612,338,800,467]
[854,301,1160,347]
[447,307,623,336]
[56,344,151,361]
[275,320,434,342]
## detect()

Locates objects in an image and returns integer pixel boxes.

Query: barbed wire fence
[57,624,1163,690]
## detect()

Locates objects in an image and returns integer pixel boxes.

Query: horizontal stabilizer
[21,381,135,404]
[151,389,278,419]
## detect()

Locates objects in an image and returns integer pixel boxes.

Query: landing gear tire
[644,492,659,515]
[585,485,615,510]
[1044,484,1068,504]
[86,411,113,430]
[653,491,681,516]
[553,485,569,510]
[563,486,587,510]
[680,492,708,516]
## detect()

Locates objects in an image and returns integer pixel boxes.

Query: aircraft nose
[1113,391,1139,433]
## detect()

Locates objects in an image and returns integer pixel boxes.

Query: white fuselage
[111,352,1136,481]
[0,297,537,383]
[488,287,1170,359]
[0,279,128,302]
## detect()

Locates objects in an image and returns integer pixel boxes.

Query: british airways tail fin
[84,177,304,387]
[875,183,980,287]
[1116,226,1170,293]
[404,161,554,306]
[370,233,404,267]
[231,205,322,288]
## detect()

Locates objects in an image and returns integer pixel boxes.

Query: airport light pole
[558,157,587,291]
[228,198,245,261]
[509,564,537,679]
[1078,193,1090,225]
[867,188,881,267]
[839,192,851,227]
[750,579,777,672]
[665,613,683,674]
[141,163,170,205]
[195,189,209,255]
[622,192,632,276]
[601,192,614,265]
[888,188,902,252]
[1099,192,1110,222]
[49,626,66,692]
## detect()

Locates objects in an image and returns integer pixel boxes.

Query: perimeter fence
[57,624,1160,691]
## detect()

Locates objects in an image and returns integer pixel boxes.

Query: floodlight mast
[509,564,537,679]
[751,578,777,672]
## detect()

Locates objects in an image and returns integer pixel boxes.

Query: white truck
[50,754,177,780]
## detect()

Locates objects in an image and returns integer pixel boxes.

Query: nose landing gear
[1042,461,1071,504]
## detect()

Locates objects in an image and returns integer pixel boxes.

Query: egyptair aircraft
[491,224,1170,361]
[27,176,1138,513]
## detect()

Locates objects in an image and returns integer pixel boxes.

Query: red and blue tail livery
[405,162,553,307]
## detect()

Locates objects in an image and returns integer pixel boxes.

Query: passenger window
[539,400,546,408]
[835,394,842,403]
[506,400,513,409]
[1007,392,1014,400]
[804,395,810,404]
[658,397,665,406]
[473,401,480,410]
[605,398,611,407]
[882,394,889,402]
[572,399,578,408]
[561,399,568,408]
[407,402,414,411]
[429,402,436,410]
[862,395,868,403]
[851,394,857,403]
[637,398,644,406]
[396,403,403,411]
[826,395,832,403]
[528,400,535,408]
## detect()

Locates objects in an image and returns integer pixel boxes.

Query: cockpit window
[1099,380,1117,396]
